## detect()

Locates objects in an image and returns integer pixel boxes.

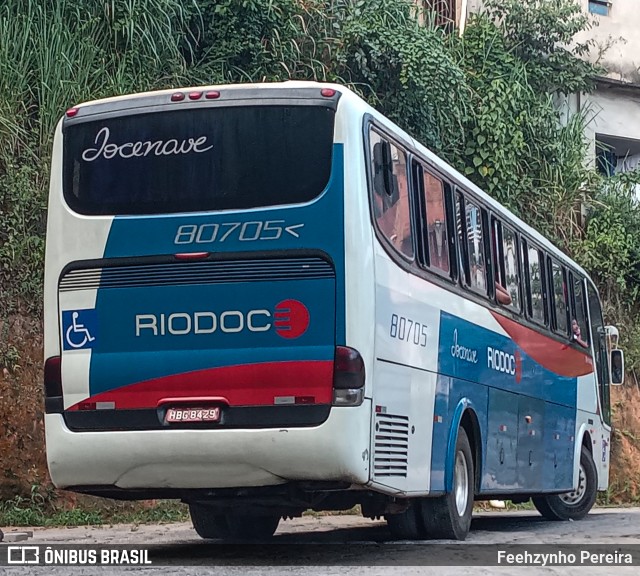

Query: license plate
[165,406,221,423]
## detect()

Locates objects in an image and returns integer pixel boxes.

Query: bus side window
[420,167,450,274]
[369,130,413,260]
[587,282,611,425]
[464,198,487,293]
[571,273,589,347]
[525,243,545,325]
[491,219,510,306]
[493,220,520,310]
[502,226,521,311]
[455,192,469,286]
[550,259,568,335]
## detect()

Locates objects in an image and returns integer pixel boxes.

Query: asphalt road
[2,507,640,575]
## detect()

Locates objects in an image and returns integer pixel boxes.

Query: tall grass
[0,0,200,316]
[0,0,197,159]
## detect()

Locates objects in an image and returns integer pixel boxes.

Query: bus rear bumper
[44,404,371,492]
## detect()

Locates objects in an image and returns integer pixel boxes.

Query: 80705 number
[389,314,427,347]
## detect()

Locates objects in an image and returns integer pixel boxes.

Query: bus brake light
[44,356,63,413]
[205,91,221,99]
[171,92,185,102]
[321,88,336,97]
[66,108,79,118]
[333,346,365,406]
[188,92,203,100]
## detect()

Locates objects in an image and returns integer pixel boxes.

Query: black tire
[386,502,424,540]
[189,503,231,539]
[532,445,597,521]
[420,427,474,540]
[225,512,280,540]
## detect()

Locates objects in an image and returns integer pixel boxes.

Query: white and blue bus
[44,82,620,540]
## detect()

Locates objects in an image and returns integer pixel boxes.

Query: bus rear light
[44,356,63,413]
[66,108,79,118]
[171,92,185,102]
[321,88,336,98]
[333,346,365,406]
[188,92,203,100]
[205,90,220,99]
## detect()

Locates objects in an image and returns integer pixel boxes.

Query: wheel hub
[454,450,469,516]
[559,463,587,506]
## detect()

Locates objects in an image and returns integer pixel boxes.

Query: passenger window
[421,168,449,274]
[455,193,468,285]
[587,282,611,425]
[551,260,568,334]
[491,220,511,306]
[370,131,413,259]
[527,245,545,324]
[572,275,589,346]
[502,226,521,311]
[465,199,487,293]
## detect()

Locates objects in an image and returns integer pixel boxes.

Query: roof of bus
[70,80,590,280]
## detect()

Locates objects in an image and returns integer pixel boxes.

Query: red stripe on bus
[490,312,594,378]
[67,360,334,410]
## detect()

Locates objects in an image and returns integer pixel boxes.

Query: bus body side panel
[576,368,610,490]
[366,250,593,496]
[367,244,441,495]
[436,309,588,495]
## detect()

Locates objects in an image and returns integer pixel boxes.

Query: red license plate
[165,406,221,423]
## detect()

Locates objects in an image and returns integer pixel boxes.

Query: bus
[44,82,620,541]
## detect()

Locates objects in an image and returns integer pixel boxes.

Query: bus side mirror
[610,349,625,386]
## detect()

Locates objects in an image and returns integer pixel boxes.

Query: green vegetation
[1,0,640,515]
[0,486,188,527]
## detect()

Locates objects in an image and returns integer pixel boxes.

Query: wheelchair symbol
[65,311,96,349]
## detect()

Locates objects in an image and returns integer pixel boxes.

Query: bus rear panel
[44,86,371,494]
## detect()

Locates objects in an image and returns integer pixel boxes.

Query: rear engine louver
[373,413,409,478]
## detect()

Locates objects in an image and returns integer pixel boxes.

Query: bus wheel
[420,427,474,540]
[386,502,423,540]
[532,445,597,521]
[189,503,230,539]
[225,513,281,540]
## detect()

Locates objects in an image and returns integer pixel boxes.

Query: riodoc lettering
[81,127,213,162]
[135,310,270,336]
[450,329,478,363]
[134,300,309,340]
[488,346,516,375]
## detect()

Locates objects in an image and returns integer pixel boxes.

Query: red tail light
[205,90,221,99]
[321,88,336,98]
[44,356,63,413]
[66,108,79,118]
[333,346,365,390]
[171,92,185,102]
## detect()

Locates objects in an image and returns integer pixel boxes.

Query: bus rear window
[63,105,335,215]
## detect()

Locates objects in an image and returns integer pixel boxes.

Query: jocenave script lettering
[81,127,213,162]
